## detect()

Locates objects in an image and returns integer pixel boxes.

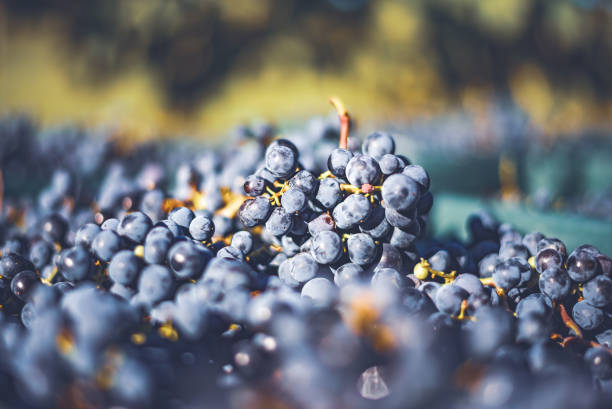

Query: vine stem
[330,97,349,150]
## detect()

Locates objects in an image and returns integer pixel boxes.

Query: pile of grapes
[0,101,611,409]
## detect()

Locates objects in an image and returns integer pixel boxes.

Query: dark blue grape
[493,260,522,290]
[167,241,213,279]
[118,211,152,243]
[140,189,165,222]
[583,275,612,307]
[28,241,52,270]
[517,312,551,344]
[381,173,419,211]
[390,227,417,250]
[169,207,195,229]
[379,154,401,175]
[281,187,307,213]
[310,231,342,265]
[109,250,141,285]
[239,196,272,227]
[74,223,101,249]
[189,215,215,241]
[346,233,377,266]
[515,293,553,319]
[265,207,293,236]
[91,230,122,262]
[333,194,371,230]
[315,178,341,209]
[101,218,120,231]
[59,246,92,282]
[535,248,563,273]
[434,284,469,315]
[345,154,381,187]
[40,213,68,244]
[230,231,254,254]
[538,267,571,301]
[453,273,484,295]
[537,237,567,260]
[585,347,612,379]
[244,175,267,196]
[371,267,407,290]
[265,139,298,179]
[359,206,392,239]
[402,165,430,192]
[334,263,363,286]
[217,246,244,261]
[308,213,335,235]
[362,131,395,161]
[10,270,37,301]
[138,265,173,304]
[301,277,337,307]
[567,248,599,283]
[572,300,604,331]
[289,170,318,195]
[522,232,545,256]
[327,148,353,178]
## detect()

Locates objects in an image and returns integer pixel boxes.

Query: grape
[118,211,152,243]
[537,238,567,260]
[381,173,419,211]
[435,284,469,315]
[230,231,254,255]
[310,231,342,265]
[493,260,522,290]
[91,230,122,262]
[362,131,395,161]
[345,154,381,187]
[167,241,213,279]
[138,265,173,304]
[346,233,378,266]
[517,312,551,344]
[333,263,363,286]
[379,154,402,175]
[289,170,318,195]
[244,175,267,196]
[40,213,69,244]
[538,267,572,301]
[59,246,93,282]
[327,148,353,178]
[582,275,612,307]
[265,207,293,236]
[567,248,599,282]
[74,223,102,249]
[28,241,52,270]
[453,273,484,295]
[169,207,195,229]
[239,196,272,227]
[189,215,215,241]
[265,139,298,179]
[315,177,342,209]
[401,165,430,192]
[0,108,609,409]
[216,246,245,261]
[281,187,307,213]
[535,248,563,273]
[572,300,604,330]
[585,347,612,379]
[332,194,371,230]
[10,270,37,301]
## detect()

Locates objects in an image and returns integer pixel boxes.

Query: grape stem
[558,303,583,338]
[330,97,349,150]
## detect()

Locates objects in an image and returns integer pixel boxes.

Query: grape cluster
[0,103,611,409]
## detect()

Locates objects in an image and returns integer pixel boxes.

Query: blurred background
[1,0,611,248]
